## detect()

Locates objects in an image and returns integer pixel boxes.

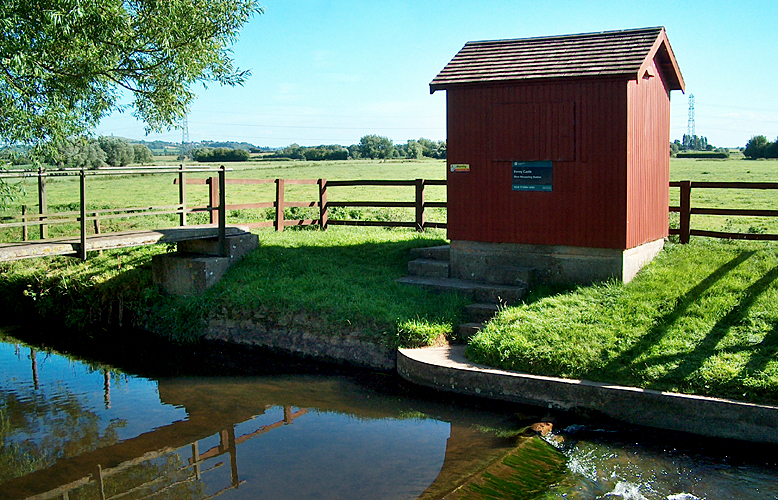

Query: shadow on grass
[600,250,756,379]
[656,265,778,386]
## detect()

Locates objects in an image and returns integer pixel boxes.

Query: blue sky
[95,0,778,148]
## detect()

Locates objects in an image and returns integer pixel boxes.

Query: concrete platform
[0,225,251,261]
[397,345,778,444]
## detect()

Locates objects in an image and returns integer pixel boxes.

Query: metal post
[22,205,28,241]
[208,177,219,225]
[680,180,691,244]
[191,442,201,480]
[38,166,47,239]
[318,178,327,230]
[179,164,187,226]
[96,464,106,500]
[415,178,425,232]
[218,165,227,257]
[79,169,87,260]
[275,178,285,232]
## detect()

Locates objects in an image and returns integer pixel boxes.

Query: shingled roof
[430,27,684,93]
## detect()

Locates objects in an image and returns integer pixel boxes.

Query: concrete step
[484,265,534,286]
[457,322,484,341]
[396,276,527,305]
[177,231,258,261]
[407,258,450,278]
[464,303,501,323]
[409,244,450,261]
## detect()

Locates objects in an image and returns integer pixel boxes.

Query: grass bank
[0,227,467,348]
[467,239,778,406]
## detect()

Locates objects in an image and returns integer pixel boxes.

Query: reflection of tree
[0,383,126,484]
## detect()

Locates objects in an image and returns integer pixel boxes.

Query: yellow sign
[450,163,470,172]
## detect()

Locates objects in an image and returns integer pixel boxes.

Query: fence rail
[0,165,230,259]
[5,172,778,256]
[670,180,778,243]
[177,177,447,232]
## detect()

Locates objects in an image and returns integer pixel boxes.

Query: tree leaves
[0,0,262,147]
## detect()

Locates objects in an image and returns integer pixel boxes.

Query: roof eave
[637,27,685,92]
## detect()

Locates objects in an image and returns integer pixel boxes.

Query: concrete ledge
[207,316,396,371]
[450,239,665,284]
[397,346,778,444]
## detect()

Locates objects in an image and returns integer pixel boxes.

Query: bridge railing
[177,177,447,232]
[0,165,230,259]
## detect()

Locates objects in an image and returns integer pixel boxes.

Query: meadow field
[1,155,776,242]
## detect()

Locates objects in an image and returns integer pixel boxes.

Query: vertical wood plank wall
[446,77,632,249]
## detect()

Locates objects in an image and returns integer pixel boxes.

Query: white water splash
[605,482,649,499]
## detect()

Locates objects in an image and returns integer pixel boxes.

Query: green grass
[0,226,468,348]
[467,239,778,405]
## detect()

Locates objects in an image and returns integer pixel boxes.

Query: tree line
[38,136,155,168]
[744,136,778,159]
[268,136,446,162]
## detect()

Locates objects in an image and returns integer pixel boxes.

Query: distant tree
[406,140,423,159]
[192,147,249,162]
[358,135,394,159]
[99,137,134,166]
[744,135,770,159]
[46,136,106,169]
[133,144,155,164]
[347,144,362,159]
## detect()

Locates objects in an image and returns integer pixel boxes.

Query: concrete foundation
[152,231,259,295]
[450,238,665,285]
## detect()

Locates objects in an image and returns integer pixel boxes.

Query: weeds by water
[0,227,467,348]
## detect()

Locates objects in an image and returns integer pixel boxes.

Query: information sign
[512,161,552,191]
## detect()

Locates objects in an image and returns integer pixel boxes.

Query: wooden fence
[177,177,447,232]
[0,165,229,259]
[670,181,778,243]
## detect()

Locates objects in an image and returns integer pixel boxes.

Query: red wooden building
[431,27,684,284]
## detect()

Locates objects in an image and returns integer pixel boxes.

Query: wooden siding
[626,56,672,247]
[446,78,629,249]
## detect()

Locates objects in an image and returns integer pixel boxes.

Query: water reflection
[2,331,778,500]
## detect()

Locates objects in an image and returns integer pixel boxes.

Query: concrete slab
[397,345,778,444]
[396,276,527,304]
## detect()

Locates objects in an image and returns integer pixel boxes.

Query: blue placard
[512,161,552,191]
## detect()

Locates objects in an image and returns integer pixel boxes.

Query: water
[1,330,777,500]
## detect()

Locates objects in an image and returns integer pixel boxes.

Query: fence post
[207,176,219,224]
[415,178,425,232]
[21,205,28,241]
[680,180,691,244]
[79,169,87,260]
[276,178,285,232]
[38,166,47,239]
[218,165,227,257]
[179,164,187,226]
[318,178,327,230]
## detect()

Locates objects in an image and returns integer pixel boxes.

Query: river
[1,328,777,500]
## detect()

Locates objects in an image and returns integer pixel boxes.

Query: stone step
[409,244,450,261]
[396,276,527,305]
[407,258,450,278]
[484,265,534,286]
[177,231,258,261]
[457,322,484,341]
[464,303,501,323]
